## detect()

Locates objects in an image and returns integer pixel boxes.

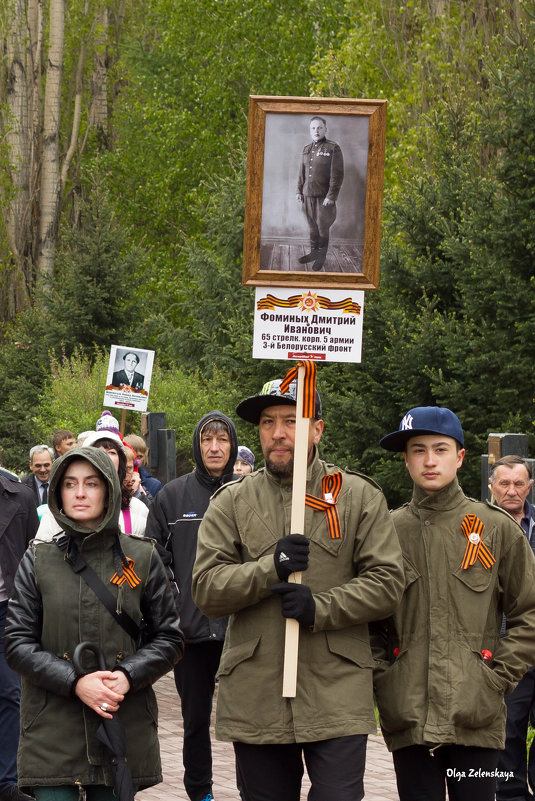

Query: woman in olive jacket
[4,448,183,801]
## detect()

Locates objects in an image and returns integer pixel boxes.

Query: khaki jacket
[192,451,404,744]
[372,478,535,752]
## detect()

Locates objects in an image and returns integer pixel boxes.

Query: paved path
[138,672,399,801]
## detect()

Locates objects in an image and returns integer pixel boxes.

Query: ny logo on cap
[401,413,414,431]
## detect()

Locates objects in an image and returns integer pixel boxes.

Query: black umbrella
[73,642,136,801]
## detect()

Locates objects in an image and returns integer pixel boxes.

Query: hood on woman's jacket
[47,447,121,537]
[192,410,238,491]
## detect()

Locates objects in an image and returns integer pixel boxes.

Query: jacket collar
[409,476,464,513]
[194,467,236,492]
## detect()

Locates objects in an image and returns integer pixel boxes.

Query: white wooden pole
[282,364,310,698]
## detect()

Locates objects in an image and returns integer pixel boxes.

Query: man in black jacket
[146,411,238,801]
[21,445,54,506]
[0,474,39,801]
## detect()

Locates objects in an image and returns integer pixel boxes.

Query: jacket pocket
[215,636,276,735]
[403,557,421,589]
[373,649,423,734]
[452,525,497,592]
[453,564,494,593]
[145,685,159,726]
[217,636,260,678]
[326,630,374,668]
[450,645,507,729]
[239,515,278,560]
[20,685,47,735]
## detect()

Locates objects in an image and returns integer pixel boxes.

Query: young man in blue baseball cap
[374,406,535,801]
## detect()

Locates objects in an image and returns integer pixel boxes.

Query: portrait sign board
[252,287,364,363]
[103,345,155,413]
[243,95,387,291]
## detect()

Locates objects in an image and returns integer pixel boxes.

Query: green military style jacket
[192,450,404,745]
[372,477,535,752]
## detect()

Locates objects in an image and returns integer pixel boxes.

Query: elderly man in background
[491,456,535,801]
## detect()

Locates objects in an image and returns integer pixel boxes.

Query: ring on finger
[100,702,109,712]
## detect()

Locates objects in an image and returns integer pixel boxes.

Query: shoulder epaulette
[120,531,155,545]
[483,500,521,523]
[210,471,254,500]
[338,465,383,492]
[390,501,410,513]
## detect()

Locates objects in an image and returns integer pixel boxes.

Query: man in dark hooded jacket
[146,411,238,801]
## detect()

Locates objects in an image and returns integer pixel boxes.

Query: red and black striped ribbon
[460,513,495,570]
[110,556,142,588]
[280,361,317,419]
[305,473,343,539]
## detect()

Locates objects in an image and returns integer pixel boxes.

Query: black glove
[273,534,309,580]
[271,582,316,628]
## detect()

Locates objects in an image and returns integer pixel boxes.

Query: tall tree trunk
[1,0,43,312]
[38,0,64,281]
[89,5,109,150]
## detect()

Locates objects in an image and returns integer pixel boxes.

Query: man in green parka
[374,406,535,801]
[192,377,404,801]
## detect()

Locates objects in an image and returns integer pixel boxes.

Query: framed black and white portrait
[243,96,387,290]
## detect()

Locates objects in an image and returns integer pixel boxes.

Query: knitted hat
[96,410,120,435]
[82,430,124,450]
[236,446,255,469]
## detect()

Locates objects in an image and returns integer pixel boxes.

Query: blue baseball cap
[380,406,464,452]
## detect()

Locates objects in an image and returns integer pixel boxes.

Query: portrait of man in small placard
[112,350,145,391]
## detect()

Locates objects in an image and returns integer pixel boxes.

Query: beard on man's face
[264,451,294,478]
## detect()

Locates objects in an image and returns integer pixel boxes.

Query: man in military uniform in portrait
[296,116,344,272]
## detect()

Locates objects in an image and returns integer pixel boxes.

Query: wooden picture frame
[242,95,387,290]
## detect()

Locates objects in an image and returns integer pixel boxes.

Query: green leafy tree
[43,175,144,357]
[100,0,349,339]
[0,176,142,469]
